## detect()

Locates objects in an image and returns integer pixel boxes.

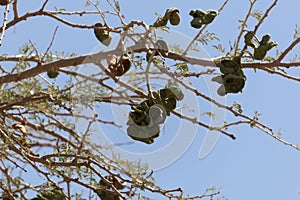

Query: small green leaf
[232,102,243,113]
[114,0,120,12]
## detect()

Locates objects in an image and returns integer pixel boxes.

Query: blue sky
[2,0,300,199]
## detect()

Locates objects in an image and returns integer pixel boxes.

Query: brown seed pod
[168,8,180,26]
[0,0,11,6]
[107,55,131,77]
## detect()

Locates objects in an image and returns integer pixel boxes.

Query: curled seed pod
[108,55,131,76]
[189,9,207,18]
[202,10,218,24]
[244,31,257,48]
[211,75,224,84]
[222,74,246,94]
[112,177,126,190]
[94,23,112,46]
[217,85,227,96]
[168,86,184,101]
[168,8,181,25]
[119,57,131,75]
[260,34,271,45]
[0,0,11,6]
[47,71,59,79]
[127,124,159,144]
[267,41,277,51]
[162,96,177,113]
[156,39,169,57]
[149,104,167,125]
[253,45,269,60]
[190,17,202,29]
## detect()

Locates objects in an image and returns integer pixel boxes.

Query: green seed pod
[94,23,112,46]
[127,124,159,144]
[169,9,181,25]
[267,41,277,51]
[149,105,167,125]
[217,85,227,96]
[211,75,224,84]
[190,17,202,29]
[168,86,184,101]
[253,45,269,60]
[260,34,271,45]
[47,70,59,79]
[222,74,246,94]
[156,39,169,57]
[96,190,121,200]
[189,9,207,18]
[202,10,218,24]
[159,88,175,99]
[220,64,235,75]
[244,31,257,48]
[163,96,177,112]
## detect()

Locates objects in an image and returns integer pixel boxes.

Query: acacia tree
[0,0,299,199]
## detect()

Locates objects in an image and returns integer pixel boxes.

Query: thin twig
[0,3,10,46]
[42,26,59,61]
[234,0,257,55]
[277,37,300,61]
[12,0,18,19]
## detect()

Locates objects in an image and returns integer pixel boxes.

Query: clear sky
[2,0,300,199]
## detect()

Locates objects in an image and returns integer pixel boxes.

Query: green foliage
[31,188,66,200]
[232,102,243,114]
[250,9,263,21]
[197,31,219,45]
[175,62,189,72]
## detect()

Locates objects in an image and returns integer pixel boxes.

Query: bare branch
[277,37,300,61]
[0,3,10,46]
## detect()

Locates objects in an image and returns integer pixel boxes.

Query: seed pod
[190,17,202,29]
[156,39,169,57]
[202,10,218,24]
[244,31,257,48]
[253,45,269,60]
[127,124,159,144]
[149,105,167,125]
[260,34,271,45]
[169,8,180,25]
[94,23,112,46]
[222,74,246,94]
[0,0,11,6]
[217,85,227,96]
[267,41,277,51]
[47,70,59,79]
[189,9,207,18]
[119,56,131,74]
[112,177,126,190]
[162,96,177,113]
[211,75,224,84]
